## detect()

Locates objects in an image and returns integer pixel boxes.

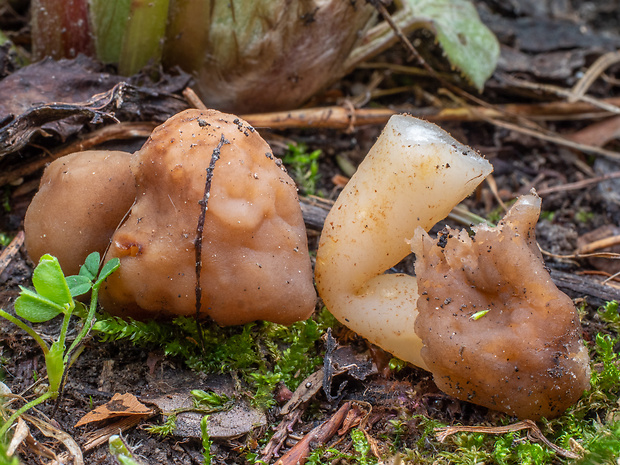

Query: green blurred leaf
[118,0,170,75]
[31,254,73,308]
[14,287,64,323]
[406,0,499,90]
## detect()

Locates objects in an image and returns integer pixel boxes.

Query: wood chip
[275,402,352,465]
[81,415,145,453]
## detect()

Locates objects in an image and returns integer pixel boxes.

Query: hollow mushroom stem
[315,115,493,369]
[315,115,590,419]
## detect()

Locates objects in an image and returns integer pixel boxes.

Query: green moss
[282,143,322,196]
[93,308,334,409]
[94,295,620,464]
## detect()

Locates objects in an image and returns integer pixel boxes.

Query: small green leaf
[31,255,73,308]
[80,252,100,281]
[95,258,120,286]
[66,275,93,297]
[14,287,64,323]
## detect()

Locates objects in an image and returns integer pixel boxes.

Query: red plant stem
[31,0,94,60]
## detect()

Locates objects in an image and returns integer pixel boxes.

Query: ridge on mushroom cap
[411,193,590,419]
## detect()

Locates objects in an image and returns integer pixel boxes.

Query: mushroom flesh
[315,114,590,419]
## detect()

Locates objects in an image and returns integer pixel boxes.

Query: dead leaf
[280,369,324,416]
[23,413,84,465]
[567,116,620,148]
[6,417,28,456]
[147,391,265,440]
[0,56,190,158]
[75,393,153,428]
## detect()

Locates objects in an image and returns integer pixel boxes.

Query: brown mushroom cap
[99,109,317,325]
[24,150,135,276]
[411,194,590,419]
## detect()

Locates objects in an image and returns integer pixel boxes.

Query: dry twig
[569,50,620,103]
[436,419,580,460]
[0,230,24,276]
[275,402,351,465]
[536,171,620,196]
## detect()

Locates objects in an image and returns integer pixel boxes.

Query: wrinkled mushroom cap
[411,194,590,419]
[100,109,317,325]
[24,150,135,276]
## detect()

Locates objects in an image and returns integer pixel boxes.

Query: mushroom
[24,109,317,326]
[315,115,590,419]
[24,150,135,276]
[99,109,317,325]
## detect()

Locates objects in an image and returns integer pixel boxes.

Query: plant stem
[31,0,94,60]
[118,0,170,75]
[65,284,99,360]
[57,308,72,350]
[0,390,54,438]
[89,0,132,64]
[0,310,49,355]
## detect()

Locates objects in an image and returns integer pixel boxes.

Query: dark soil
[1,0,620,463]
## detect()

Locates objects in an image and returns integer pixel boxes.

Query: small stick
[577,235,620,255]
[275,402,351,465]
[243,106,396,130]
[261,408,304,463]
[238,97,620,131]
[536,171,620,195]
[569,50,620,103]
[436,419,579,460]
[194,134,229,351]
[52,122,157,159]
[0,230,25,276]
[183,87,208,110]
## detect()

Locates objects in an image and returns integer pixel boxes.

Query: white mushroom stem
[315,115,492,369]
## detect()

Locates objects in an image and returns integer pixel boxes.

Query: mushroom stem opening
[315,115,493,369]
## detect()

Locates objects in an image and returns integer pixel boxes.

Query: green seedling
[146,413,178,437]
[0,252,119,438]
[575,210,595,224]
[109,434,144,465]
[201,415,213,465]
[282,143,322,196]
[0,233,11,248]
[192,390,231,410]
